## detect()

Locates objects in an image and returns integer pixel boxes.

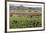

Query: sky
[10,2,42,8]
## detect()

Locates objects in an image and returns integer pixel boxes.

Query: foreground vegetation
[10,16,42,29]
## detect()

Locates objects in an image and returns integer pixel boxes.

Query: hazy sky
[10,2,42,8]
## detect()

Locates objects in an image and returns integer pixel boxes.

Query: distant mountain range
[10,6,42,12]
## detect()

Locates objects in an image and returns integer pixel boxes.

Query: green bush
[9,16,42,29]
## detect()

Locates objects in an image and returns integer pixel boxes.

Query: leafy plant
[9,16,42,29]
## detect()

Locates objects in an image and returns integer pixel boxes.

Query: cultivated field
[9,6,42,29]
[10,15,42,29]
